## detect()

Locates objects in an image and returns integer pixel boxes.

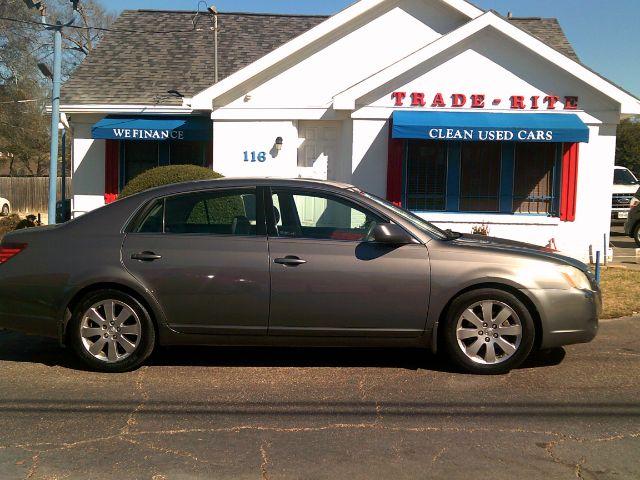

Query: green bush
[120,165,223,198]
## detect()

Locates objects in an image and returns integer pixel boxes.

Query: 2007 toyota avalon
[0,178,600,374]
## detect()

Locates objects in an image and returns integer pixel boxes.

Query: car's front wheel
[68,289,155,372]
[443,289,535,374]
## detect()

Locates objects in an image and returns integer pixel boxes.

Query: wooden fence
[0,176,72,213]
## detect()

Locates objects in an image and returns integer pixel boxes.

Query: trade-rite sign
[392,92,579,110]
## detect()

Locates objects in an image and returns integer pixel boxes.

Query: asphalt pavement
[0,317,639,480]
[611,223,638,266]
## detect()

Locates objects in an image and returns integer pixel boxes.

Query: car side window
[164,189,257,236]
[135,200,164,233]
[271,189,382,241]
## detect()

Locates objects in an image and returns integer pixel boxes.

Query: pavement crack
[260,441,271,480]
[121,366,149,435]
[431,446,447,465]
[24,452,39,480]
[575,457,586,480]
[120,436,206,466]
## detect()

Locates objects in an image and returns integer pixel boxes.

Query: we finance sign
[111,128,185,140]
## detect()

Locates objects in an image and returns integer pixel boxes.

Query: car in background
[0,178,600,375]
[612,166,639,221]
[624,188,640,246]
[0,196,10,216]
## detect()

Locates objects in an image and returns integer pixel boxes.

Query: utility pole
[24,1,77,225]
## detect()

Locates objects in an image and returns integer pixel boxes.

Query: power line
[0,14,208,35]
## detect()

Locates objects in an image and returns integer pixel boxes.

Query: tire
[633,223,640,248]
[68,289,155,372]
[1,204,8,216]
[442,289,535,375]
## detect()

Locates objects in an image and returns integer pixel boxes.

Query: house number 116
[244,151,267,163]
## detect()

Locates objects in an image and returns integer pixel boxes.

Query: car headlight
[558,266,592,290]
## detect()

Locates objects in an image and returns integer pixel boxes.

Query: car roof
[135,177,359,198]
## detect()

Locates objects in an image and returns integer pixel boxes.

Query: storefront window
[513,143,558,214]
[403,140,560,216]
[169,141,206,167]
[460,142,501,212]
[405,141,447,211]
[123,141,159,186]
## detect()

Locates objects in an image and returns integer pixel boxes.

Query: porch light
[275,137,284,152]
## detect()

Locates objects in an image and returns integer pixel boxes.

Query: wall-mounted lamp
[275,137,284,152]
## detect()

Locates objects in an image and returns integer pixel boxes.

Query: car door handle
[274,256,307,266]
[131,251,162,262]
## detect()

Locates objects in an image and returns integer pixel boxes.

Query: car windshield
[614,168,638,185]
[356,191,453,240]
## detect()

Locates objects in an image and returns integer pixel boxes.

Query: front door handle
[274,256,307,267]
[131,251,162,262]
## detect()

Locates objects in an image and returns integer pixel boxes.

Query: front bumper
[524,287,601,349]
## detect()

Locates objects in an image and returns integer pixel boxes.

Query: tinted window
[460,142,501,212]
[406,140,447,211]
[135,200,164,233]
[614,168,638,185]
[163,189,257,236]
[272,190,382,241]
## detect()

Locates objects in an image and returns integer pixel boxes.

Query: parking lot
[0,316,639,480]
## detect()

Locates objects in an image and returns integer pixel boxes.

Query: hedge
[120,165,223,198]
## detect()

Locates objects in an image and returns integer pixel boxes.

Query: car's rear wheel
[68,289,155,372]
[443,289,535,374]
[633,223,640,248]
[1,204,8,216]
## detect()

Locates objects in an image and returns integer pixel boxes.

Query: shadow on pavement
[0,329,565,373]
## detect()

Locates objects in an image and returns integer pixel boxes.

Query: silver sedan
[0,178,600,374]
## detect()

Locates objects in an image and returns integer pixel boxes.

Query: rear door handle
[131,251,162,262]
[274,256,307,267]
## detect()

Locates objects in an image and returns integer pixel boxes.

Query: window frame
[265,186,390,243]
[124,186,267,237]
[402,140,562,217]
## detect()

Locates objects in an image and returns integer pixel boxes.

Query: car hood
[613,185,639,194]
[449,234,590,272]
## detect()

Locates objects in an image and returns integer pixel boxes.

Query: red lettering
[451,93,467,108]
[411,92,426,107]
[432,93,446,108]
[564,96,579,110]
[510,95,526,109]
[471,94,485,108]
[544,95,560,109]
[531,96,540,110]
[391,91,406,107]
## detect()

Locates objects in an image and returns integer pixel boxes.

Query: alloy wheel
[80,299,142,363]
[455,300,523,365]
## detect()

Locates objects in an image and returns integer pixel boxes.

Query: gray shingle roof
[508,17,579,62]
[61,10,579,106]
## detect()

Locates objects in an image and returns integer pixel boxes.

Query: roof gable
[333,11,640,114]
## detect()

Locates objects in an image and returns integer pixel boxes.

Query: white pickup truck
[612,166,639,221]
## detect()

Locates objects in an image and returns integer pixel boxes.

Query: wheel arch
[432,282,543,354]
[61,282,162,346]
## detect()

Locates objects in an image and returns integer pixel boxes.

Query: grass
[600,268,640,319]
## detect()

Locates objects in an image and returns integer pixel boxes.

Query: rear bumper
[524,288,600,349]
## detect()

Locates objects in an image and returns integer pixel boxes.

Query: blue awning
[92,115,212,142]
[392,111,589,143]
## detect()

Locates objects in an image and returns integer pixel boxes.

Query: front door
[267,188,431,337]
[122,187,270,335]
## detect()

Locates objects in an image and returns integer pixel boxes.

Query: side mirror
[371,223,413,244]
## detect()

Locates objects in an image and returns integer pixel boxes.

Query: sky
[101,0,640,97]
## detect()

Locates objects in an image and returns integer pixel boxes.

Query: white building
[61,0,640,262]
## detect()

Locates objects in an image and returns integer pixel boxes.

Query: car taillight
[0,243,27,264]
[631,197,640,209]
